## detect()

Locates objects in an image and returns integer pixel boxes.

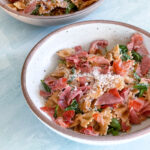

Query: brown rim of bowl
[0,0,103,19]
[21,20,150,143]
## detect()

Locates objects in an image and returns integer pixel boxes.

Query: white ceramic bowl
[0,0,103,26]
[21,20,150,145]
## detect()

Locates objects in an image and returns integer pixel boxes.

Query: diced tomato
[55,117,69,128]
[109,88,120,98]
[113,59,133,76]
[63,110,75,122]
[93,113,101,123]
[40,106,55,120]
[128,98,145,112]
[80,126,99,136]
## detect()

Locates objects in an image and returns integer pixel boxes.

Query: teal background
[0,0,150,149]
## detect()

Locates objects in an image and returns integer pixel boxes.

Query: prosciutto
[74,46,82,52]
[40,107,55,120]
[140,55,150,75]
[79,77,87,86]
[95,88,123,106]
[127,33,149,55]
[129,108,141,124]
[40,90,51,98]
[89,40,108,54]
[58,86,72,109]
[24,1,36,14]
[80,126,99,136]
[119,88,129,103]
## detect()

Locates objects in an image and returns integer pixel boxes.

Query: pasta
[40,33,150,136]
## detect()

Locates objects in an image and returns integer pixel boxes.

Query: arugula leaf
[71,67,75,74]
[31,4,40,15]
[134,72,141,82]
[67,76,75,84]
[110,118,121,130]
[108,118,121,136]
[65,99,81,113]
[119,45,128,53]
[131,51,142,62]
[108,128,119,136]
[121,53,131,61]
[134,83,148,97]
[97,108,102,112]
[119,45,131,61]
[59,59,66,65]
[41,80,51,92]
[54,105,59,118]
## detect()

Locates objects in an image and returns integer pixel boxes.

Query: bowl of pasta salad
[21,20,150,145]
[0,0,103,26]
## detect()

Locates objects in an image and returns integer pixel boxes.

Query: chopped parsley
[134,83,148,97]
[71,67,76,74]
[108,118,121,136]
[133,72,141,82]
[31,4,40,15]
[54,105,59,118]
[41,80,51,92]
[131,50,142,62]
[119,45,131,61]
[97,108,102,112]
[65,0,76,14]
[65,99,82,113]
[67,76,75,84]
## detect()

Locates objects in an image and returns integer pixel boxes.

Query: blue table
[0,0,150,149]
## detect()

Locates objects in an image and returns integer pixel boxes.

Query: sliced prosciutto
[129,108,141,124]
[58,86,72,109]
[24,1,36,14]
[127,33,149,55]
[74,46,82,52]
[95,88,123,106]
[80,126,99,136]
[89,40,108,54]
[120,88,130,103]
[40,90,51,98]
[140,55,150,75]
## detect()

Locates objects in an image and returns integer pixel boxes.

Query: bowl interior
[22,21,150,144]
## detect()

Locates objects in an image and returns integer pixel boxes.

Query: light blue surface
[0,0,150,149]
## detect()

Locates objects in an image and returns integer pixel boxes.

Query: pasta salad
[7,0,98,16]
[40,33,150,136]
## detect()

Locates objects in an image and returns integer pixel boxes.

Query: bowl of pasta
[21,20,150,145]
[0,0,103,26]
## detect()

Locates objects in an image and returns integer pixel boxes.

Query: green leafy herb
[119,45,128,53]
[67,76,75,84]
[134,72,141,82]
[31,4,40,15]
[71,67,75,74]
[134,83,148,97]
[108,128,119,136]
[108,118,121,136]
[131,50,143,62]
[65,99,81,113]
[119,45,131,61]
[97,108,102,112]
[41,80,51,92]
[65,0,76,14]
[59,59,66,65]
[54,105,59,118]
[121,53,131,61]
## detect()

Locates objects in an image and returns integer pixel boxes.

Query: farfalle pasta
[40,33,150,136]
